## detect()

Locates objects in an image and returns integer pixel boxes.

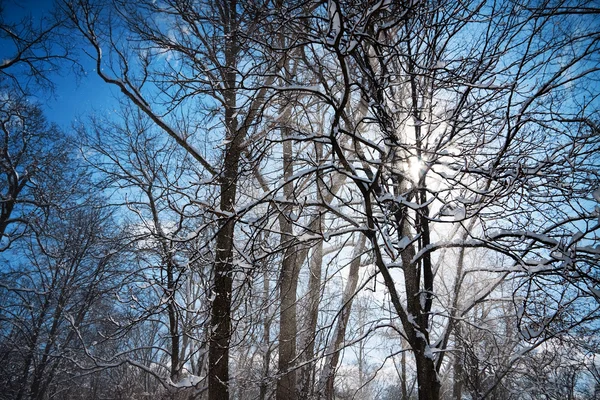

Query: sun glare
[409,157,424,182]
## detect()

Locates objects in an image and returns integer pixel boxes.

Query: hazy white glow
[409,157,424,182]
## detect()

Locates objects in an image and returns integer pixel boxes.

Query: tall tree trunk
[414,345,440,400]
[452,323,463,400]
[299,235,323,400]
[401,341,408,400]
[168,296,180,381]
[260,267,272,400]
[148,186,182,382]
[207,2,243,396]
[277,129,300,400]
[319,234,366,400]
[402,245,441,400]
[208,24,240,395]
[208,173,237,400]
[277,244,299,400]
[299,136,325,399]
[208,139,241,399]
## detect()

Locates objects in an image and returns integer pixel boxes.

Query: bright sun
[408,157,424,182]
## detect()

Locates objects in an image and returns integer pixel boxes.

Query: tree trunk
[452,324,463,400]
[207,4,242,396]
[168,297,180,381]
[401,343,408,400]
[299,236,323,400]
[208,45,240,398]
[277,245,300,400]
[260,267,272,400]
[414,345,441,400]
[208,194,236,400]
[277,123,299,400]
[320,234,366,400]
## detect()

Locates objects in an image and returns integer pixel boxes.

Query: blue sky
[2,0,118,129]
[41,67,119,129]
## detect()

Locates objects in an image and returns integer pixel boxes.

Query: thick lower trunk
[168,300,180,381]
[208,220,235,400]
[208,40,240,396]
[299,236,323,400]
[208,133,239,400]
[452,323,463,400]
[415,347,441,400]
[277,246,299,400]
[276,116,299,400]
[167,258,181,382]
[260,269,272,400]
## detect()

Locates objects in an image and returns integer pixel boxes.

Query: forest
[1,0,600,399]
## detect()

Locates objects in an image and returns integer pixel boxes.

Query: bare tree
[0,93,77,249]
[79,105,214,388]
[280,0,600,398]
[0,0,78,93]
[2,0,598,399]
[0,199,127,400]
[63,1,282,398]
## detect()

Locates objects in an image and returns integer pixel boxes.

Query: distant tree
[79,104,214,389]
[0,93,77,249]
[0,200,127,400]
[0,0,77,93]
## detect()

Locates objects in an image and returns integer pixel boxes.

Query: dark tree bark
[277,119,300,400]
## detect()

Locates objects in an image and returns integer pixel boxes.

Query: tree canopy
[1,1,599,399]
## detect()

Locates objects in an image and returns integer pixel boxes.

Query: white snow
[570,231,584,244]
[424,345,434,360]
[593,187,600,202]
[171,374,202,388]
[207,290,216,302]
[521,324,544,340]
[329,1,340,30]
[453,206,466,221]
[516,305,524,319]
[398,236,411,249]
[186,231,197,240]
[439,204,466,220]
[481,76,496,88]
